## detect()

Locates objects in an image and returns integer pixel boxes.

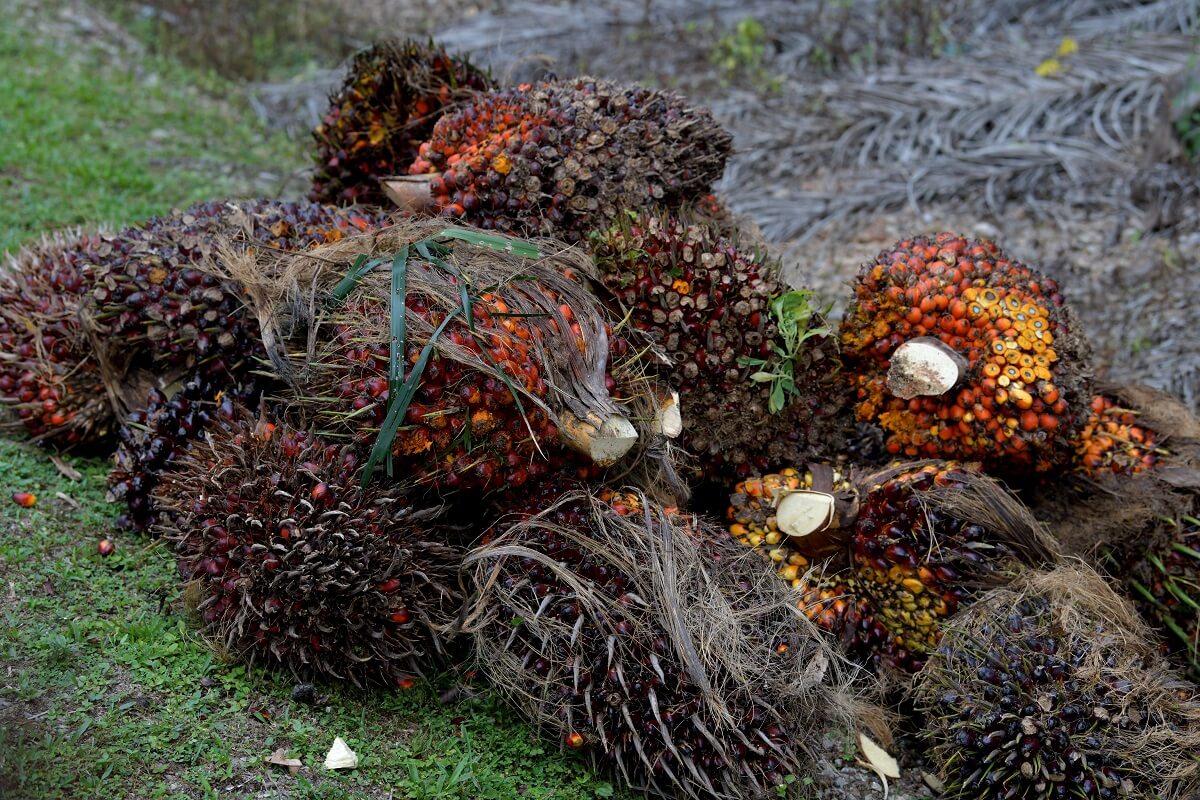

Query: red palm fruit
[408,78,732,241]
[157,414,463,688]
[310,39,492,206]
[590,211,845,479]
[469,490,841,799]
[841,232,1092,474]
[915,567,1200,800]
[1075,393,1163,477]
[0,232,111,447]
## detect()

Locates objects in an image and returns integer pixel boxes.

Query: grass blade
[328,254,384,305]
[435,227,541,259]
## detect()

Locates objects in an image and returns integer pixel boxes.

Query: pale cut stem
[887,336,967,399]
[776,490,837,539]
[652,391,682,438]
[559,410,640,466]
[381,176,435,213]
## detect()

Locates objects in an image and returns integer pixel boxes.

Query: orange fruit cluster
[842,232,1090,473]
[1075,394,1161,477]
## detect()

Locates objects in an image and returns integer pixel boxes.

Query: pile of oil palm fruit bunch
[2,36,1198,800]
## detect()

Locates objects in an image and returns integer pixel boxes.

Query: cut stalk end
[652,391,682,438]
[381,176,435,213]
[887,336,967,399]
[559,410,639,466]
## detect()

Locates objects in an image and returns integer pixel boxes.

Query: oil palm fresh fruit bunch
[310,39,493,206]
[726,461,1058,672]
[590,210,845,479]
[1126,514,1200,681]
[406,78,732,241]
[915,566,1200,800]
[156,413,463,688]
[107,372,255,532]
[249,222,670,498]
[89,199,388,386]
[467,490,846,799]
[0,232,111,447]
[841,232,1092,475]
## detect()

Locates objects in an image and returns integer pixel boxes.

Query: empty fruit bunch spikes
[0,232,111,447]
[591,211,843,478]
[406,78,732,240]
[310,39,492,206]
[841,232,1092,474]
[916,567,1200,800]
[466,490,843,799]
[156,414,463,688]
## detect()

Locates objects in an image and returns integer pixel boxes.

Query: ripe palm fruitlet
[841,232,1092,474]
[107,373,252,532]
[590,211,844,478]
[467,490,843,799]
[0,232,110,447]
[1126,515,1200,681]
[407,78,732,240]
[916,567,1200,800]
[157,414,463,688]
[1076,393,1164,478]
[310,39,492,206]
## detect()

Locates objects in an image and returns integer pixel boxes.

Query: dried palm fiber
[589,209,848,480]
[463,489,876,799]
[727,460,1060,673]
[0,230,111,448]
[157,410,463,688]
[402,77,732,241]
[216,219,685,499]
[914,565,1200,800]
[841,232,1093,475]
[309,39,493,207]
[718,34,1199,249]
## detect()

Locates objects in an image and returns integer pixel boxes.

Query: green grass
[0,3,617,797]
[0,0,305,254]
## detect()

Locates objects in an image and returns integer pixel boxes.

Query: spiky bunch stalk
[466,490,842,799]
[310,39,493,206]
[841,232,1093,474]
[156,414,463,688]
[253,223,669,497]
[590,211,844,479]
[405,78,732,240]
[0,232,110,446]
[915,566,1200,800]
